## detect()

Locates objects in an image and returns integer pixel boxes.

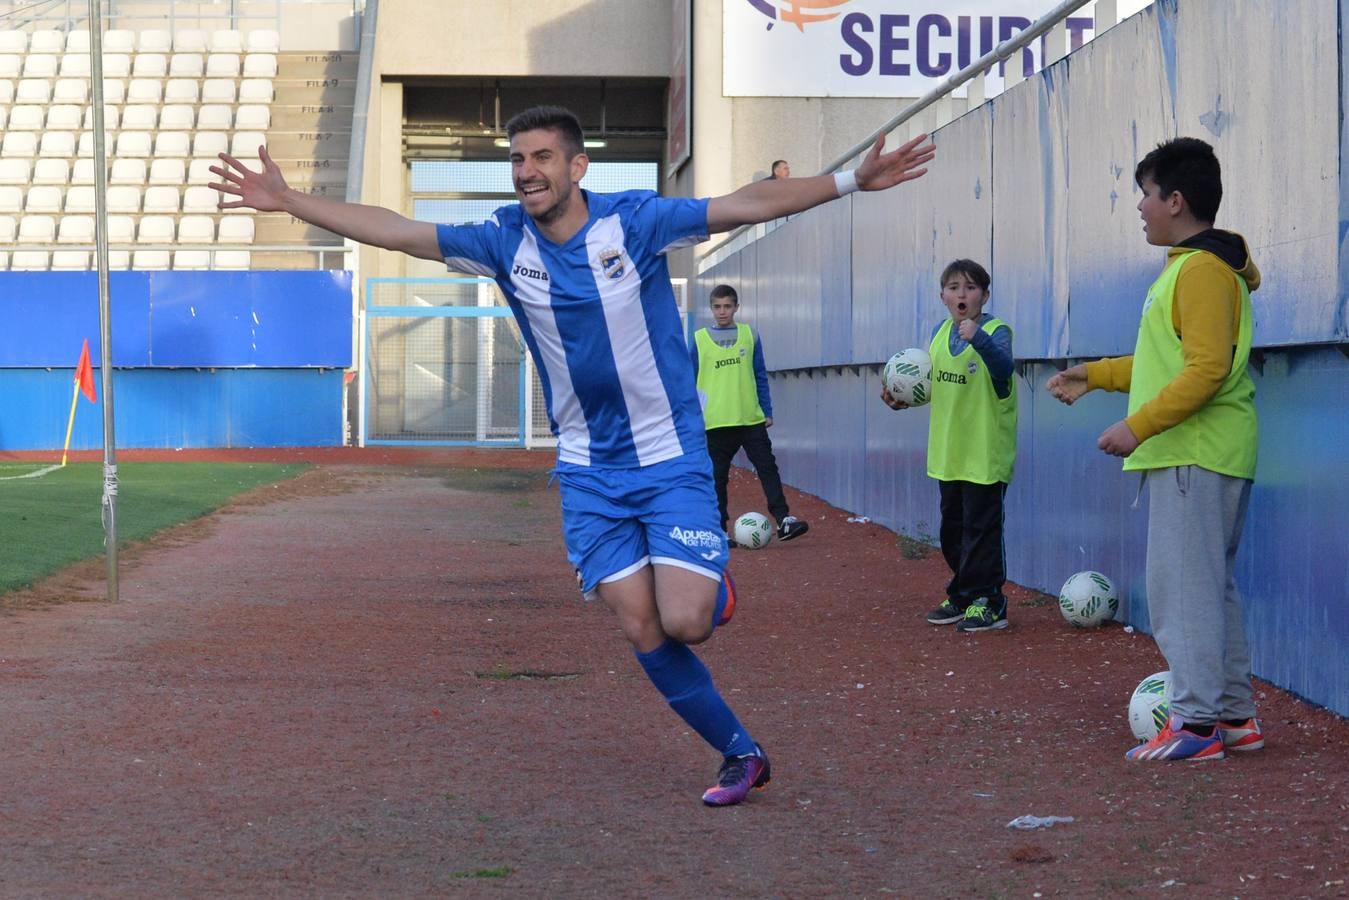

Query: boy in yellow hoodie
[1047,137,1263,761]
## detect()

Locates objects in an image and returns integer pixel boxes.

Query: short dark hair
[1134,137,1222,223]
[940,259,991,292]
[771,159,788,172]
[504,105,585,158]
[710,284,739,305]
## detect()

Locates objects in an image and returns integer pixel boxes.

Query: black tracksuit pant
[706,422,789,532]
[937,479,1008,610]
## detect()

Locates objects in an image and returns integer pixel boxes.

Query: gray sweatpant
[1145,465,1257,725]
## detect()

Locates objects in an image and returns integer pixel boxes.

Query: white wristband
[834,169,858,196]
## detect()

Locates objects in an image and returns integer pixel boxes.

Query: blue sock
[636,639,755,758]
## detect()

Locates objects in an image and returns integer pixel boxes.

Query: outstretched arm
[706,132,935,234]
[209,147,443,261]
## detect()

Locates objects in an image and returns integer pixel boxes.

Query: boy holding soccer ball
[881,259,1016,632]
[1046,137,1263,761]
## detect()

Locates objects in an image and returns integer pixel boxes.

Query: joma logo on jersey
[713,357,743,370]
[598,248,626,280]
[511,263,549,282]
[669,526,722,550]
[936,370,968,385]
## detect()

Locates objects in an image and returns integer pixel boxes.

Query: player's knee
[661,608,713,645]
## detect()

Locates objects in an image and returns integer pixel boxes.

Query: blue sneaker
[701,745,771,806]
[1126,716,1225,762]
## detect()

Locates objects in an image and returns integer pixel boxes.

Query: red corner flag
[75,338,97,403]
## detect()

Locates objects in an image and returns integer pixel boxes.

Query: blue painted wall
[696,0,1349,715]
[0,270,352,448]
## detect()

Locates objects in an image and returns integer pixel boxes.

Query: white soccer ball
[1128,670,1172,741]
[883,348,933,406]
[1058,570,1119,627]
[733,512,773,550]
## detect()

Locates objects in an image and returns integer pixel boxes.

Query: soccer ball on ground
[1058,570,1119,627]
[1128,670,1172,742]
[733,512,773,550]
[883,348,932,406]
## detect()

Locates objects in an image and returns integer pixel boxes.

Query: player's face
[710,296,738,327]
[1137,175,1178,246]
[941,272,988,322]
[510,128,588,225]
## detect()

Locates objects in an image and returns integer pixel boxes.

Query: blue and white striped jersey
[436,189,710,468]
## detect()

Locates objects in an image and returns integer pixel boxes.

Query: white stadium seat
[52,78,87,103]
[0,55,20,79]
[0,159,31,184]
[39,131,76,158]
[32,159,70,185]
[137,215,176,243]
[0,214,16,241]
[218,217,255,244]
[65,31,91,54]
[0,186,23,212]
[196,105,233,131]
[231,132,268,158]
[132,53,167,78]
[121,104,159,130]
[143,186,181,213]
[101,78,126,104]
[29,30,66,54]
[83,105,121,130]
[107,185,142,213]
[154,132,191,158]
[211,30,245,53]
[110,158,147,185]
[192,132,229,159]
[159,105,195,130]
[177,215,215,243]
[169,53,204,78]
[10,251,50,271]
[125,78,162,104]
[101,54,131,79]
[138,30,172,54]
[149,158,186,185]
[17,78,53,103]
[64,186,95,212]
[51,250,89,270]
[108,216,134,244]
[24,185,63,212]
[46,104,83,130]
[201,79,237,103]
[133,250,171,270]
[18,215,56,242]
[1,132,37,157]
[107,251,130,270]
[71,159,95,184]
[116,131,153,158]
[0,106,6,129]
[103,30,136,54]
[235,105,271,131]
[205,53,240,78]
[187,158,219,185]
[246,30,280,54]
[0,80,14,104]
[8,105,46,130]
[0,31,26,54]
[58,216,95,243]
[238,79,272,103]
[183,186,219,213]
[174,30,208,53]
[23,54,59,79]
[174,250,212,269]
[164,78,200,103]
[242,53,278,79]
[213,250,250,270]
[59,53,91,78]
[0,252,8,270]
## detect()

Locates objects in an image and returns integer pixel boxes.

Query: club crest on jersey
[967,360,979,375]
[598,248,626,280]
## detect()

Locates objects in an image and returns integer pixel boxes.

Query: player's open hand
[856,131,936,192]
[880,386,910,410]
[1097,420,1140,457]
[1046,366,1090,405]
[209,146,289,212]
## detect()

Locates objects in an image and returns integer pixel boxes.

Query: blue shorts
[557,452,728,596]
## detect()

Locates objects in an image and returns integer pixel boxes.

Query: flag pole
[60,379,81,466]
[88,0,119,603]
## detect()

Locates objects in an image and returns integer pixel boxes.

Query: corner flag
[61,339,98,465]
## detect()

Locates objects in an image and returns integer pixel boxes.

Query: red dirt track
[0,447,1345,898]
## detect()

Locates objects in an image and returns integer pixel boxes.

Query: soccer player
[210,106,934,804]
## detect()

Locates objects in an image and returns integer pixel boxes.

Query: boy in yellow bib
[1047,137,1264,761]
[882,259,1016,632]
